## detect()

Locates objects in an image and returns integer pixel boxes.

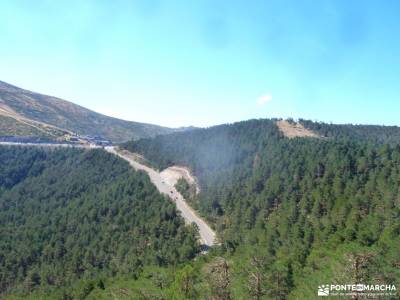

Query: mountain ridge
[0,80,176,142]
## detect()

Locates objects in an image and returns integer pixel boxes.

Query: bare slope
[160,166,201,194]
[276,120,319,138]
[0,80,174,142]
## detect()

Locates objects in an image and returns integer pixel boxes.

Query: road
[0,142,216,247]
[0,141,96,148]
[105,146,216,247]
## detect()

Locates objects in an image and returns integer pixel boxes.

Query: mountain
[121,119,400,298]
[2,118,400,299]
[0,80,175,143]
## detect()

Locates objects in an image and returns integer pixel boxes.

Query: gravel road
[105,146,216,247]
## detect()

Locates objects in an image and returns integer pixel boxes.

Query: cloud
[256,94,272,105]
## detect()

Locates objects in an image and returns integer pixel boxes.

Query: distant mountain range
[0,80,179,143]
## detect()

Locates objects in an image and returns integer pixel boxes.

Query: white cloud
[256,94,273,105]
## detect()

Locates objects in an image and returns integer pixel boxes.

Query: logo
[318,285,330,296]
[317,283,397,297]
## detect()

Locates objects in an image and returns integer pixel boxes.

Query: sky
[0,0,399,128]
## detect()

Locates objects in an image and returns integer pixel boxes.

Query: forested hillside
[299,119,400,144]
[122,119,400,299]
[2,119,400,299]
[0,146,199,299]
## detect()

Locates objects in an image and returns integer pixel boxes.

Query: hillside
[3,119,400,299]
[0,81,175,142]
[300,119,400,144]
[0,146,199,298]
[121,119,400,299]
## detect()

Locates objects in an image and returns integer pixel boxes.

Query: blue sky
[0,0,399,127]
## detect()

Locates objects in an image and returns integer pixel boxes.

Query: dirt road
[105,146,216,247]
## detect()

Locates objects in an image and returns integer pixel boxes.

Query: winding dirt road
[105,146,216,247]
